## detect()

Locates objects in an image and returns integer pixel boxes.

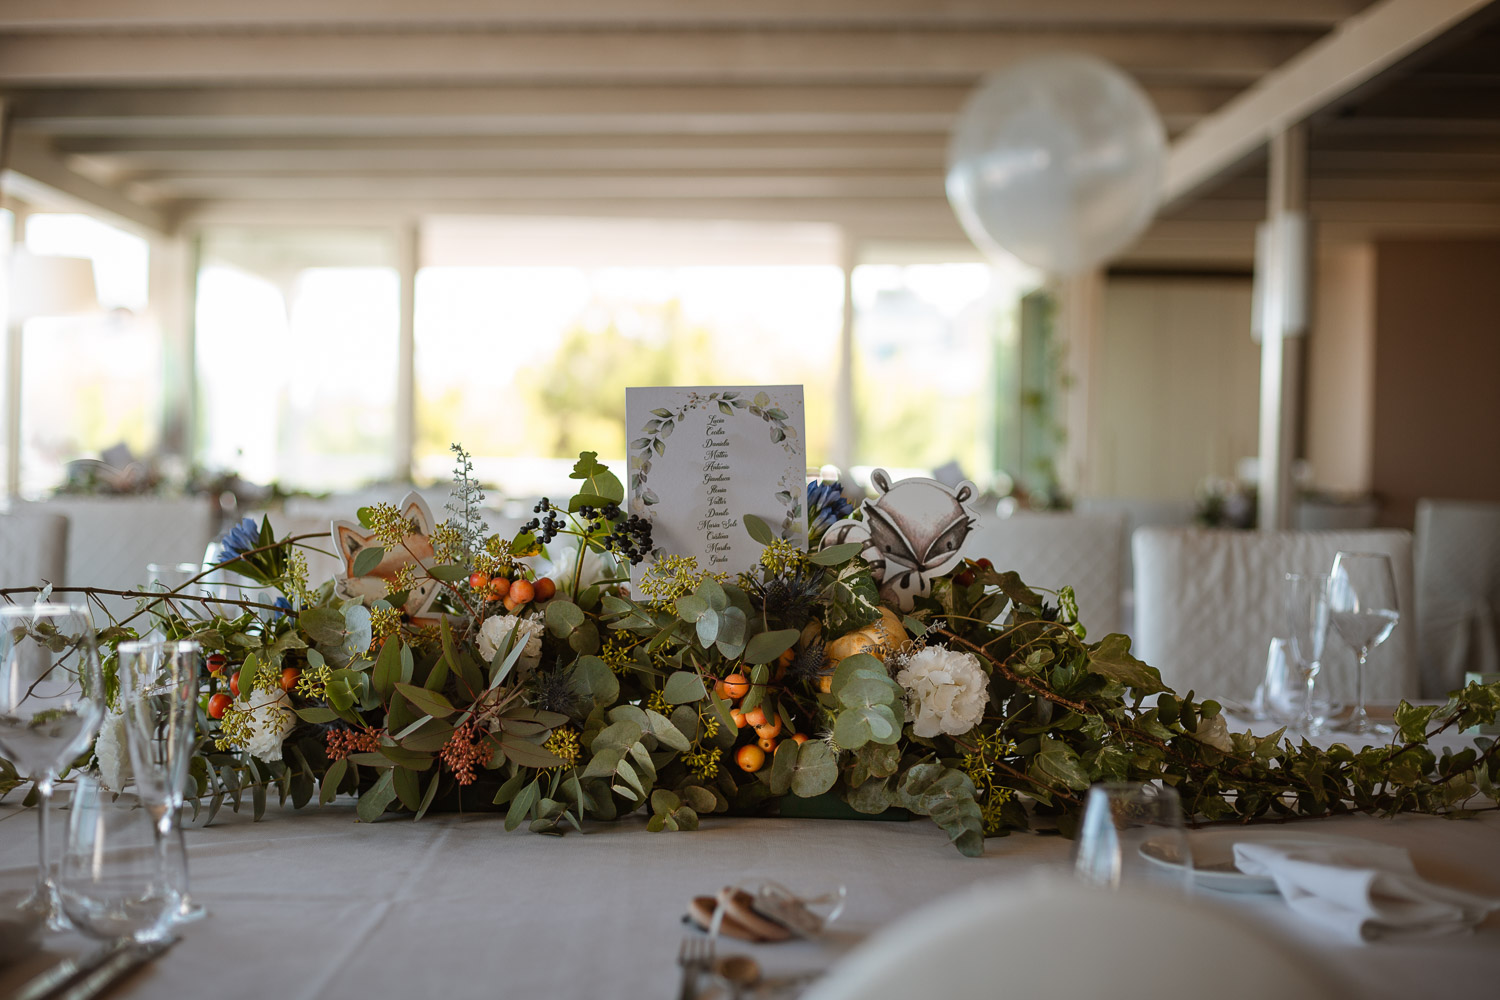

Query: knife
[11,939,133,1000]
[54,937,176,1000]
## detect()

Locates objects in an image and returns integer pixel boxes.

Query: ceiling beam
[0,131,170,233]
[9,84,1229,137]
[1162,0,1496,206]
[0,0,1370,31]
[0,30,1317,87]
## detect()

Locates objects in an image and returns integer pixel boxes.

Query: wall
[1083,274,1259,500]
[1304,242,1376,494]
[1371,239,1500,527]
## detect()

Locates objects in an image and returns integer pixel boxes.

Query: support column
[832,232,857,476]
[394,220,418,483]
[151,230,196,462]
[4,204,25,499]
[1053,267,1104,501]
[1256,124,1310,531]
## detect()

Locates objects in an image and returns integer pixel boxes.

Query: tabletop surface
[3,724,1498,1000]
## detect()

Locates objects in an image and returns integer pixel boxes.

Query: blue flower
[217,516,260,564]
[272,596,293,620]
[807,481,854,546]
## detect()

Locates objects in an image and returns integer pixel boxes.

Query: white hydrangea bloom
[243,688,296,762]
[93,708,131,791]
[895,645,989,738]
[476,613,545,673]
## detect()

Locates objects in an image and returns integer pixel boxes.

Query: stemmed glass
[143,563,210,637]
[1284,573,1330,734]
[1326,552,1400,736]
[0,603,106,927]
[118,640,206,922]
[58,773,176,944]
[1073,783,1192,892]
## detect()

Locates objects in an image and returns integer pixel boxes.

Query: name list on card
[625,385,807,592]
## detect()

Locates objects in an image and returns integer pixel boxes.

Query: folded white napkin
[1233,840,1500,943]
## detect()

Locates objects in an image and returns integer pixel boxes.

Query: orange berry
[758,736,778,753]
[730,709,748,729]
[208,693,232,720]
[721,673,750,699]
[229,672,240,696]
[714,680,731,701]
[469,571,490,590]
[206,653,227,675]
[743,706,767,728]
[503,596,523,612]
[509,579,535,605]
[280,667,300,692]
[488,577,512,601]
[532,577,556,601]
[777,648,796,667]
[792,733,810,745]
[735,744,766,773]
[754,716,782,740]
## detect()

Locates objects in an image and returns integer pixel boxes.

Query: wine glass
[1326,552,1400,736]
[0,603,106,927]
[58,774,176,944]
[118,640,206,922]
[1284,573,1330,734]
[143,563,210,636]
[1073,783,1192,892]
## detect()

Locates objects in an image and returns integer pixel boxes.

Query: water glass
[1073,783,1192,892]
[0,603,105,927]
[143,562,211,632]
[1327,552,1400,736]
[118,640,205,922]
[1284,573,1333,733]
[58,775,176,943]
[1257,637,1302,726]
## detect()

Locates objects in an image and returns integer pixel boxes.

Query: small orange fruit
[743,706,767,728]
[730,709,748,729]
[469,571,490,590]
[754,716,782,740]
[208,693,232,720]
[792,733,810,745]
[280,667,301,692]
[488,577,512,601]
[714,680,731,700]
[509,579,535,605]
[532,577,556,601]
[206,653,227,675]
[736,744,766,772]
[229,672,240,696]
[758,736,778,753]
[721,673,750,699]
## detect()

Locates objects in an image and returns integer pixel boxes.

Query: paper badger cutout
[820,469,977,611]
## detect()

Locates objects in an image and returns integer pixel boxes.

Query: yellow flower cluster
[758,537,809,578]
[213,703,259,752]
[697,708,720,742]
[599,632,637,675]
[294,664,331,700]
[384,562,419,597]
[544,727,581,766]
[429,522,466,565]
[683,746,721,780]
[471,533,521,576]
[369,605,403,646]
[285,550,312,607]
[366,502,418,548]
[637,554,726,609]
[960,730,1019,835]
[646,689,672,716]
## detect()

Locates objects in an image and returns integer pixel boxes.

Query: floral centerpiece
[3,446,1498,857]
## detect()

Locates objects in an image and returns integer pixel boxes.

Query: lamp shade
[8,250,101,319]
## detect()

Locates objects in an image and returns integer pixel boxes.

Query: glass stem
[35,776,53,893]
[1353,649,1369,727]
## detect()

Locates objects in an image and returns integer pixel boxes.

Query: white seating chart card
[626,385,806,590]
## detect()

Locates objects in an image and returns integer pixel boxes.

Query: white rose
[242,688,296,762]
[895,645,990,738]
[476,613,545,673]
[93,708,131,792]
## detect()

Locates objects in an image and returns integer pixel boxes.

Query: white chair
[1414,499,1500,698]
[802,876,1338,1000]
[967,510,1127,638]
[20,497,219,624]
[0,509,69,593]
[1133,527,1417,704]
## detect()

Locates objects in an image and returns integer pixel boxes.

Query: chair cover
[1133,527,1416,704]
[0,509,68,593]
[967,510,1126,638]
[1414,499,1500,698]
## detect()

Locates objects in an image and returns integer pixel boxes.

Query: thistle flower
[807,481,854,546]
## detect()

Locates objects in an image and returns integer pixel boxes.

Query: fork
[677,935,715,1000]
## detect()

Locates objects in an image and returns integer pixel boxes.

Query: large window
[414,265,842,492]
[195,229,399,490]
[19,214,155,494]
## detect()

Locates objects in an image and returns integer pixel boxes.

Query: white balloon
[946,54,1166,275]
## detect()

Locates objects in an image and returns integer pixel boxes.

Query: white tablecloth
[3,731,1498,999]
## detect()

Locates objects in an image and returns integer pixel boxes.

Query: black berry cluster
[522,498,565,543]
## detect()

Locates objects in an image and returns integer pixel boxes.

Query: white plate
[1140,827,1374,894]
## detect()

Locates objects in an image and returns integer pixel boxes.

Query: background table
[3,793,1498,1000]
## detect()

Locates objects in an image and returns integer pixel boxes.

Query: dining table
[2,708,1497,1000]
